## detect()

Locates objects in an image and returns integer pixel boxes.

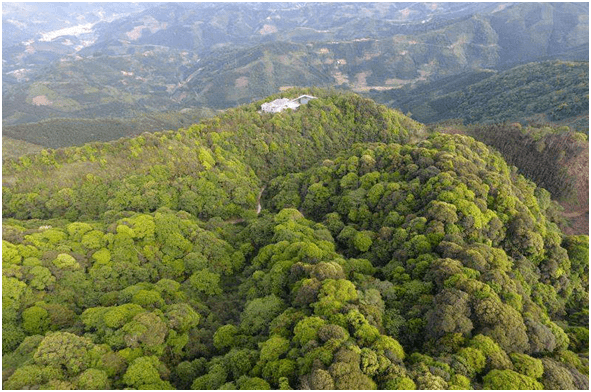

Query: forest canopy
[2,89,588,390]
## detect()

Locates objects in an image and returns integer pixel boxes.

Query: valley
[3,2,588,126]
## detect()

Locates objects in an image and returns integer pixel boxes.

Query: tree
[305,369,334,390]
[473,296,529,353]
[122,312,168,354]
[188,269,222,296]
[455,347,486,377]
[425,288,473,340]
[482,369,543,390]
[262,358,297,387]
[293,316,327,346]
[259,335,290,362]
[236,376,271,390]
[240,295,285,335]
[313,278,359,316]
[192,363,228,390]
[448,374,471,390]
[426,200,459,224]
[353,231,373,252]
[468,334,513,372]
[4,365,49,389]
[214,324,239,352]
[540,357,580,390]
[22,306,50,335]
[372,335,405,361]
[384,376,416,390]
[33,332,95,376]
[225,348,257,379]
[77,368,110,389]
[415,371,448,390]
[318,323,349,344]
[123,356,171,389]
[28,266,55,291]
[52,253,80,270]
[510,352,544,379]
[165,303,200,333]
[302,182,332,218]
[132,289,165,309]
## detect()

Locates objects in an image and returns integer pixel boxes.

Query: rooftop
[260,95,317,113]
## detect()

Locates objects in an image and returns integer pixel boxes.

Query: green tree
[33,332,95,376]
[482,369,543,390]
[123,356,172,389]
[240,295,285,335]
[77,368,110,389]
[293,316,327,346]
[214,324,239,352]
[510,352,544,379]
[188,269,223,296]
[22,306,50,335]
[260,335,290,362]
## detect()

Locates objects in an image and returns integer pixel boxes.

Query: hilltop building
[260,95,316,113]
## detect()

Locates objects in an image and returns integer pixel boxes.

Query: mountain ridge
[3,2,587,126]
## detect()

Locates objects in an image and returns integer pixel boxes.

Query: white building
[261,98,300,113]
[260,95,317,113]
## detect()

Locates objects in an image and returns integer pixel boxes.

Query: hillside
[2,91,588,390]
[2,137,44,160]
[2,108,216,150]
[371,61,589,130]
[2,89,420,221]
[428,122,589,236]
[3,2,588,127]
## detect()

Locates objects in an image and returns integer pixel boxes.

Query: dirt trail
[225,186,266,225]
[256,186,266,215]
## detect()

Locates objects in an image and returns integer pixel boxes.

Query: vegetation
[2,137,44,160]
[3,88,420,222]
[2,90,588,390]
[371,61,589,131]
[4,3,587,130]
[2,108,216,149]
[428,121,589,236]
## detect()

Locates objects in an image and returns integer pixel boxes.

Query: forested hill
[2,90,588,390]
[3,89,422,221]
[4,3,587,127]
[427,122,589,236]
[370,61,589,130]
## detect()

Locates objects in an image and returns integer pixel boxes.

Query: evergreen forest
[2,89,588,390]
[370,61,589,131]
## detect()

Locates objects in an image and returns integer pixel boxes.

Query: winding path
[225,186,266,224]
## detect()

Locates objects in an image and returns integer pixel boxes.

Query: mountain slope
[2,91,588,390]
[2,137,44,160]
[371,61,589,129]
[3,2,587,128]
[428,121,589,236]
[2,108,216,149]
[2,89,422,221]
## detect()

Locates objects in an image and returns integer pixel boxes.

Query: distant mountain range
[3,2,588,130]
